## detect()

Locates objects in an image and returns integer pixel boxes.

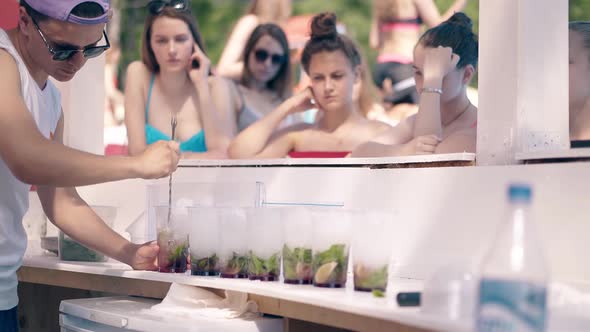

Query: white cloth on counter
[549,282,590,329]
[146,283,259,319]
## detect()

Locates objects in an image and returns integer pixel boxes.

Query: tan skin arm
[184,47,232,159]
[37,115,158,270]
[369,7,381,50]
[217,15,259,80]
[0,51,179,187]
[228,88,314,159]
[350,117,415,157]
[413,47,460,139]
[210,76,241,136]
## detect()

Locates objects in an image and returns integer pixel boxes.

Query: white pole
[477,0,569,165]
[53,55,105,155]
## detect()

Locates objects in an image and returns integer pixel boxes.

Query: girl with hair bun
[228,12,391,159]
[352,12,479,157]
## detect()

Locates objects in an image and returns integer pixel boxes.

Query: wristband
[421,87,443,95]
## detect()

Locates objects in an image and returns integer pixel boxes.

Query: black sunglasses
[254,49,286,66]
[148,0,188,15]
[31,16,110,62]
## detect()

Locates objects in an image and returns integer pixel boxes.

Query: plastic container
[351,210,393,292]
[154,206,190,273]
[310,208,352,288]
[246,208,283,281]
[282,207,313,285]
[58,205,116,262]
[218,208,249,278]
[421,263,478,323]
[146,181,265,242]
[188,207,220,276]
[59,296,283,332]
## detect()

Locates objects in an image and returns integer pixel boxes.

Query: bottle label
[477,278,547,332]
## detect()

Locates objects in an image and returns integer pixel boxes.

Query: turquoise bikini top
[145,75,207,153]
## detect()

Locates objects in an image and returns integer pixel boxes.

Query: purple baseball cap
[25,0,110,25]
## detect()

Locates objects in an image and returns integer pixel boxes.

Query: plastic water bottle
[476,184,549,332]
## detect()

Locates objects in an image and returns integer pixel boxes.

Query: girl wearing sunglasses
[228,13,391,159]
[217,0,292,80]
[124,1,231,158]
[213,23,293,134]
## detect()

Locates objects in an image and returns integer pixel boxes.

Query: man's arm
[37,115,157,270]
[0,51,179,187]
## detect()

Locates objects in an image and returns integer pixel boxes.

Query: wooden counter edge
[17,266,434,332]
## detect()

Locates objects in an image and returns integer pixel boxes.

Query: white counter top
[177,153,476,168]
[22,254,470,332]
[22,253,589,332]
[516,148,590,162]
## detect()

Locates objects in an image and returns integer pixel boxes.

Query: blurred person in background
[104,42,125,127]
[124,0,232,158]
[216,0,291,80]
[228,13,391,159]
[353,13,478,157]
[213,23,294,134]
[370,0,468,114]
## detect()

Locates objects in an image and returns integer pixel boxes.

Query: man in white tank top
[0,1,181,329]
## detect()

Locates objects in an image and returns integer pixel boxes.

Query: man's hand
[134,141,180,179]
[127,241,159,271]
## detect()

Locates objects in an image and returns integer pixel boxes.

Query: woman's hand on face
[423,46,460,81]
[286,87,316,114]
[187,42,211,83]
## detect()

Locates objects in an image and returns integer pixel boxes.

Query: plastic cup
[188,207,220,276]
[154,206,190,273]
[421,263,478,322]
[218,207,249,278]
[282,207,313,285]
[310,208,352,288]
[59,205,116,262]
[246,208,283,281]
[351,210,394,292]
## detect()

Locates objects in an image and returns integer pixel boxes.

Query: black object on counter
[396,292,421,307]
[571,140,590,148]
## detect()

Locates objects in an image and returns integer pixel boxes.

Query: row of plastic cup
[154,206,394,291]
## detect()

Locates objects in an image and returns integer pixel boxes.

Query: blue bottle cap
[508,184,532,202]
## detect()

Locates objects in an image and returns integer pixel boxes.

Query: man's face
[20,9,106,82]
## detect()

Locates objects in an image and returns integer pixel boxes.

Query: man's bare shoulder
[0,49,22,97]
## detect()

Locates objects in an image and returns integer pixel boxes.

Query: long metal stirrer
[167,115,177,226]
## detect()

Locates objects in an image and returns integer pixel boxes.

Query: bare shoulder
[125,61,151,79]
[366,119,393,132]
[0,49,22,96]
